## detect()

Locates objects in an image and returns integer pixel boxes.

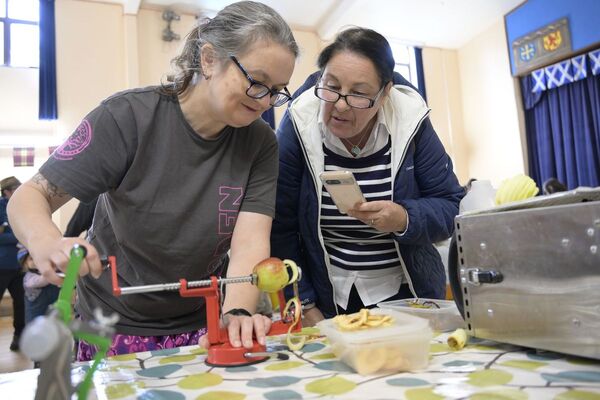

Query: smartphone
[319,171,366,214]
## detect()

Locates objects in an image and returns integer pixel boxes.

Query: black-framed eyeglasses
[229,55,292,107]
[314,85,385,109]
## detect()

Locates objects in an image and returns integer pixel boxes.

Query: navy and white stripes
[320,138,403,273]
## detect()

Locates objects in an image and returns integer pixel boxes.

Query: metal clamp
[466,268,504,286]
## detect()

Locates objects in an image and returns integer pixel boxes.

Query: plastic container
[316,308,432,375]
[377,298,465,332]
[459,179,496,214]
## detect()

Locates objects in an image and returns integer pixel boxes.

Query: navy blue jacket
[271,72,464,318]
[0,197,19,270]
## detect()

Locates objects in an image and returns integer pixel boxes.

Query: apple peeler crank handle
[118,275,257,295]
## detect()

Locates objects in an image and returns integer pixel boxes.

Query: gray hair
[163,1,298,95]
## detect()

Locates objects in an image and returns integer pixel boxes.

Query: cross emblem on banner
[545,60,573,89]
[519,43,536,62]
[572,55,587,81]
[531,69,546,93]
[590,49,600,75]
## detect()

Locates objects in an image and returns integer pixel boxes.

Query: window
[1,0,39,67]
[389,42,419,90]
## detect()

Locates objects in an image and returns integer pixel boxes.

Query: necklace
[341,129,370,157]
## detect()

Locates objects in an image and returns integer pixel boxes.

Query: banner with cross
[530,48,600,93]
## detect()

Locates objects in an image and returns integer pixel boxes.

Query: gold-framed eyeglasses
[229,55,292,107]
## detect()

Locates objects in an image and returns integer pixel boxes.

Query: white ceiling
[105,0,525,49]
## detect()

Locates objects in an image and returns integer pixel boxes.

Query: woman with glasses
[271,28,463,326]
[8,1,297,360]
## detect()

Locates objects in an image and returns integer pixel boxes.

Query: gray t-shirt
[40,87,278,335]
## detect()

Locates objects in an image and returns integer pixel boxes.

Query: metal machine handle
[467,268,504,286]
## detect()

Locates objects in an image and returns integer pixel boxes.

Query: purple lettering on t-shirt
[53,119,93,160]
[207,186,244,274]
[217,186,243,235]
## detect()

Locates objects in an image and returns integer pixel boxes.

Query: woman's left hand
[199,313,272,349]
[348,200,408,233]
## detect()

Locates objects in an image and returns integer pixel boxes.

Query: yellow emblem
[543,30,562,51]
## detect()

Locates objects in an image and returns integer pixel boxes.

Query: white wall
[456,19,524,187]
[274,29,323,125]
[422,48,468,183]
[137,8,197,87]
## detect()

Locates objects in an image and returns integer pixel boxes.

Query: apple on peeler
[253,257,297,293]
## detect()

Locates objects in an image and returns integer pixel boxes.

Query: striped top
[320,137,404,274]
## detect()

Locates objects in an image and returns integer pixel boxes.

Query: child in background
[18,245,60,323]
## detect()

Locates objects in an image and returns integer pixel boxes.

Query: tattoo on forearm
[32,173,68,198]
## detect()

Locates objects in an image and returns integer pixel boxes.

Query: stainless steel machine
[449,188,600,359]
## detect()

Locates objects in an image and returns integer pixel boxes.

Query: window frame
[389,41,419,90]
[1,0,39,67]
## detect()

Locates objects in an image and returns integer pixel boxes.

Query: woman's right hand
[302,306,325,327]
[29,237,104,285]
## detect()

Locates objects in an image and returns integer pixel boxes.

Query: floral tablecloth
[2,329,600,399]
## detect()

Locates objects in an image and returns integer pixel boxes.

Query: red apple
[253,257,289,293]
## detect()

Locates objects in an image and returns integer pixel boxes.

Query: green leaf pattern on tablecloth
[310,352,337,360]
[469,389,528,399]
[305,376,356,395]
[195,391,246,400]
[296,327,320,336]
[499,360,547,371]
[108,353,138,361]
[430,343,452,353]
[467,369,513,387]
[177,372,223,389]
[555,390,600,400]
[105,383,137,399]
[190,347,207,355]
[158,354,198,364]
[264,361,304,371]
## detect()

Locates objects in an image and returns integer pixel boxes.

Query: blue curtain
[520,63,600,189]
[414,47,427,103]
[261,108,275,129]
[39,0,57,120]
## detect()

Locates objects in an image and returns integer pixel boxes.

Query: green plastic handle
[76,332,111,400]
[55,244,86,324]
